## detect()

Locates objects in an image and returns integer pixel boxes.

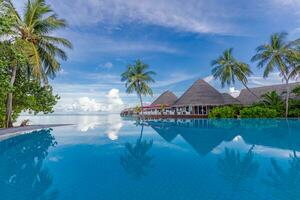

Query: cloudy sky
[14,0,300,113]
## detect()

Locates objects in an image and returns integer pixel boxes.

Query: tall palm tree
[251,32,300,118]
[1,0,72,127]
[121,59,156,119]
[211,48,259,99]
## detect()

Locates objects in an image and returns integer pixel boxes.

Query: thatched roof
[222,93,241,105]
[151,90,177,106]
[237,82,300,105]
[174,79,225,106]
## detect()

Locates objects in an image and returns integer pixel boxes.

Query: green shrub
[208,106,240,118]
[240,106,278,118]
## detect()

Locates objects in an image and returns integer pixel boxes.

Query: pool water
[2,115,300,200]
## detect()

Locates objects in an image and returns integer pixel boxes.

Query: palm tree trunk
[138,93,144,121]
[285,79,290,118]
[5,66,17,128]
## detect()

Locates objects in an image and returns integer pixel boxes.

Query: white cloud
[72,97,103,112]
[229,87,240,98]
[99,62,114,69]
[60,31,180,61]
[55,88,124,113]
[105,88,124,112]
[153,72,199,88]
[247,72,299,87]
[48,0,237,34]
[105,115,123,140]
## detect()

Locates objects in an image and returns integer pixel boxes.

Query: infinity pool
[2,115,300,200]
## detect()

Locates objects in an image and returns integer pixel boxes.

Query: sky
[14,0,300,113]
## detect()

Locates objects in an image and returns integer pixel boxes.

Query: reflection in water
[120,124,154,180]
[263,152,300,200]
[0,129,57,200]
[146,119,300,199]
[218,146,259,189]
[147,119,300,156]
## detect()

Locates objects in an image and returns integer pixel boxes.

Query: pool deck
[0,124,72,140]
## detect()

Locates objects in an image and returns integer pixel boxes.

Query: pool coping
[0,124,73,141]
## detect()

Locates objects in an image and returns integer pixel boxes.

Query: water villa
[121,79,300,118]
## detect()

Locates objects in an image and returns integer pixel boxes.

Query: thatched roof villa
[121,79,300,118]
[237,82,300,105]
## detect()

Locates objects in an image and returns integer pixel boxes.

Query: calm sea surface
[2,115,300,200]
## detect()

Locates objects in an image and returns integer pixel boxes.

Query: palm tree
[159,104,166,115]
[1,0,72,127]
[121,59,156,120]
[211,48,259,99]
[251,32,300,118]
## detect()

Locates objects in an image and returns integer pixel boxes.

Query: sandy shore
[0,124,72,141]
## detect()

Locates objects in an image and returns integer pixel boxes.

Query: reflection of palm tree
[263,152,300,200]
[120,125,154,180]
[0,129,58,199]
[218,146,259,189]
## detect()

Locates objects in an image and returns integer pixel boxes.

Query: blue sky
[15,0,300,113]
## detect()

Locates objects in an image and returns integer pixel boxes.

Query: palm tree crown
[251,32,299,79]
[121,59,155,96]
[211,48,258,99]
[4,0,73,81]
[252,32,300,117]
[121,59,156,118]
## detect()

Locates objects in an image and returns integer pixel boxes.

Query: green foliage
[208,106,240,118]
[211,48,252,87]
[0,42,59,127]
[292,86,300,96]
[121,59,156,96]
[240,106,278,118]
[0,1,16,36]
[259,91,284,115]
[288,99,300,117]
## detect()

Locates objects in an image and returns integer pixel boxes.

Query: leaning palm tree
[211,48,259,99]
[121,59,156,119]
[251,32,300,118]
[1,0,72,127]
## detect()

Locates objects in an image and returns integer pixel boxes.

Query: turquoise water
[2,115,300,200]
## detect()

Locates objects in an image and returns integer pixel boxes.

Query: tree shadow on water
[120,124,154,180]
[0,129,58,200]
[217,146,259,190]
[263,151,300,200]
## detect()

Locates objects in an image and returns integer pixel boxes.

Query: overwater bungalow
[121,79,300,118]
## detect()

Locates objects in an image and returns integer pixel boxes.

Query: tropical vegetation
[121,59,156,119]
[211,48,259,99]
[210,32,300,119]
[0,0,71,127]
[252,32,300,117]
